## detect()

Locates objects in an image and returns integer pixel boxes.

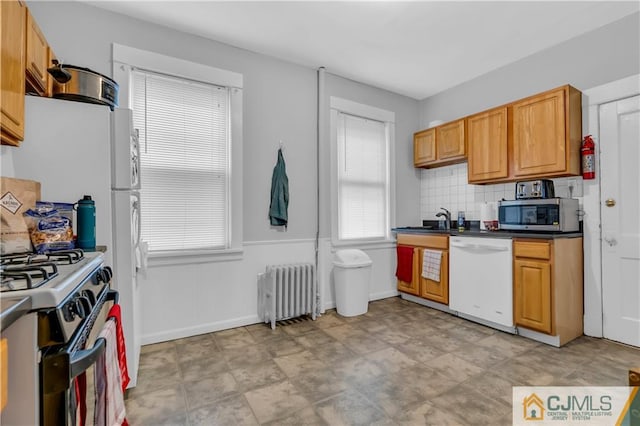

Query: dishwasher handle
[450,241,510,252]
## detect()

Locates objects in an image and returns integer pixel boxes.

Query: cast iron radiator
[258,263,317,329]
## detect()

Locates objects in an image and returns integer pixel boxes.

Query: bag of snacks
[23,204,75,253]
[36,201,74,229]
[1,177,40,254]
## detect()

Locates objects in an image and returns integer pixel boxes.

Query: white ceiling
[86,1,639,100]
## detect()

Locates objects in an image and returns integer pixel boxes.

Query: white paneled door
[600,95,640,347]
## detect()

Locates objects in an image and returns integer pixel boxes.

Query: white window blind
[132,70,230,251]
[337,112,389,240]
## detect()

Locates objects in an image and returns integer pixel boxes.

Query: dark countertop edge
[0,296,32,331]
[392,227,583,240]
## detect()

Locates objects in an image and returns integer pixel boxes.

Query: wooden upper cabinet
[467,107,508,183]
[413,119,466,168]
[436,119,465,160]
[414,85,582,182]
[512,86,582,178]
[414,128,436,166]
[46,47,55,97]
[1,0,26,146]
[25,9,49,95]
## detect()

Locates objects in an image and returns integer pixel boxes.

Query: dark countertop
[0,296,32,331]
[392,225,583,240]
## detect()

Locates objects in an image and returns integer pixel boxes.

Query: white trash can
[333,249,372,317]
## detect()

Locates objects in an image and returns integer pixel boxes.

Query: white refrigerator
[11,96,142,387]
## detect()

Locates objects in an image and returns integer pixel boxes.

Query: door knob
[603,237,617,246]
[605,198,616,207]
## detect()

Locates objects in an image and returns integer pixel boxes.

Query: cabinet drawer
[514,240,551,260]
[397,234,448,249]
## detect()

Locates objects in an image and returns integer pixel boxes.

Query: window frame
[113,44,243,263]
[329,97,396,247]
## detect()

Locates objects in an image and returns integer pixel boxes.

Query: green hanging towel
[269,148,289,228]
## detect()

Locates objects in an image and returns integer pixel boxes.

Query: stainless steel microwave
[498,198,580,232]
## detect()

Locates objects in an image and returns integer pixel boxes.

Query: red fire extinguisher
[581,135,596,180]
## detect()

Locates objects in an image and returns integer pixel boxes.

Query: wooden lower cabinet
[513,238,583,346]
[418,247,449,304]
[397,246,420,295]
[514,257,552,333]
[397,234,449,305]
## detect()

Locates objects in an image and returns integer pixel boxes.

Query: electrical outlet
[567,178,577,198]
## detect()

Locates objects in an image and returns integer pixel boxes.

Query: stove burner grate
[0,262,59,291]
[0,249,84,267]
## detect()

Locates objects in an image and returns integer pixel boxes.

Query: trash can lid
[333,249,372,268]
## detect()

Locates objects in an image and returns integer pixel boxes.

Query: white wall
[27,1,318,243]
[419,12,640,127]
[24,1,418,344]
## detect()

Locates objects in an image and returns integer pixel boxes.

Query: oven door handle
[106,288,119,304]
[70,337,106,378]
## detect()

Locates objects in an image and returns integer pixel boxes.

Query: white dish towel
[422,249,442,282]
[94,319,126,426]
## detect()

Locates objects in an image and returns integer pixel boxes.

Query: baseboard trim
[517,327,561,347]
[371,290,399,301]
[457,312,516,334]
[400,293,454,314]
[322,290,398,312]
[141,314,262,345]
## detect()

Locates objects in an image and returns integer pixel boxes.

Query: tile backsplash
[420,163,584,222]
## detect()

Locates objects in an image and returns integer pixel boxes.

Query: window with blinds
[337,112,390,240]
[131,70,230,251]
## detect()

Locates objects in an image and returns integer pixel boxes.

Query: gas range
[0,250,105,310]
[0,248,118,426]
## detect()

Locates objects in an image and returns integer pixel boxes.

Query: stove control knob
[81,289,96,307]
[96,267,113,284]
[63,302,76,322]
[71,296,91,319]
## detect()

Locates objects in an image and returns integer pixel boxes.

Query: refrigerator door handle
[132,193,141,249]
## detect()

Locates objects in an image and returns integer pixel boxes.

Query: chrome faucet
[435,207,451,230]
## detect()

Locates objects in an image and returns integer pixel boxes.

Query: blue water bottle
[76,195,96,250]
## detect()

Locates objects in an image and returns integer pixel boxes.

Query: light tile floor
[124,297,639,425]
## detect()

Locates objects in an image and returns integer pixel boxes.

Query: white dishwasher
[449,236,514,332]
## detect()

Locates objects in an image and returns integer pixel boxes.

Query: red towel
[107,304,130,390]
[76,372,87,426]
[396,245,414,283]
[94,320,126,426]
